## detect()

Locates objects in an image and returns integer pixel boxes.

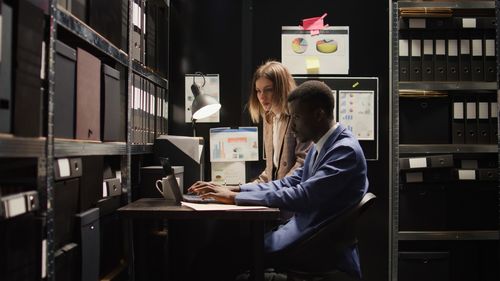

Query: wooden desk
[118,198,281,281]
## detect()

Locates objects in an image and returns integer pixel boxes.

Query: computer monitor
[153,135,205,193]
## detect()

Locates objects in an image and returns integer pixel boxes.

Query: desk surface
[118,198,281,220]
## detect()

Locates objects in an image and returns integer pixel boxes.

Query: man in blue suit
[189,80,369,278]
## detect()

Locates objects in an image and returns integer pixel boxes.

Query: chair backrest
[274,192,377,273]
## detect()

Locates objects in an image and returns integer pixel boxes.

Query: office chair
[271,192,377,281]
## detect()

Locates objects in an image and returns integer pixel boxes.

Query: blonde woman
[248,60,312,183]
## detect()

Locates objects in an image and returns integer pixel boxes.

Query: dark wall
[170,1,390,280]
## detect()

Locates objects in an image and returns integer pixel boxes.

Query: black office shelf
[132,60,168,89]
[399,144,497,154]
[399,82,497,91]
[399,230,499,241]
[398,1,495,10]
[54,140,127,157]
[54,8,129,66]
[131,144,153,155]
[0,136,46,158]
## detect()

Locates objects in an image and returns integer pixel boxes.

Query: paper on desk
[181,202,267,211]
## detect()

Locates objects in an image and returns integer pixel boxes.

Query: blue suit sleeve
[236,144,365,211]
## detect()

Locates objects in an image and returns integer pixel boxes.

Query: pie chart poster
[282,26,349,75]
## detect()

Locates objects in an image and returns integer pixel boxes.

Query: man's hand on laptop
[188,181,238,204]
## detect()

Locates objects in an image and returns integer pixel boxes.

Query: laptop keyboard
[182,194,217,204]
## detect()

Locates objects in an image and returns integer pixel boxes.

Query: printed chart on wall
[185,74,220,123]
[209,127,259,185]
[282,26,349,75]
[209,127,259,162]
[294,77,379,160]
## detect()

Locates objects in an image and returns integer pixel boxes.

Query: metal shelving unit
[54,140,128,157]
[132,60,168,89]
[398,1,495,9]
[0,1,169,280]
[399,144,497,154]
[399,230,500,241]
[54,7,129,66]
[391,1,500,281]
[399,81,497,91]
[0,136,46,158]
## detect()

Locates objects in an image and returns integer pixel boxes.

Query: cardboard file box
[399,185,447,230]
[399,252,450,281]
[76,208,100,281]
[102,65,126,142]
[0,214,44,281]
[55,243,78,281]
[54,178,80,250]
[400,97,450,144]
[79,156,103,212]
[54,41,77,139]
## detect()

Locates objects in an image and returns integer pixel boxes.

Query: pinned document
[282,26,349,74]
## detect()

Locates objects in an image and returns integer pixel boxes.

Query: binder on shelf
[131,0,144,62]
[55,243,78,281]
[76,208,100,281]
[76,48,101,141]
[434,38,447,81]
[54,178,80,250]
[145,0,157,70]
[149,80,155,142]
[446,37,459,81]
[465,97,477,144]
[452,96,465,144]
[79,156,103,212]
[409,37,422,81]
[399,33,410,81]
[13,0,44,137]
[484,36,496,82]
[471,33,484,81]
[54,41,77,139]
[0,1,13,134]
[422,39,434,81]
[477,97,490,144]
[89,0,128,51]
[69,0,86,22]
[102,64,125,142]
[489,100,497,144]
[459,38,472,81]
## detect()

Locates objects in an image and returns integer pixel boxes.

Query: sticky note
[306,57,320,74]
[301,13,328,35]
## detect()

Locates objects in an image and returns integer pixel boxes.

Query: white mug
[155,175,181,204]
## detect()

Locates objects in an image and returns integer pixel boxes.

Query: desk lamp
[190,72,221,136]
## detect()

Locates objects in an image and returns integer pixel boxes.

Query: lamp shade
[191,93,221,120]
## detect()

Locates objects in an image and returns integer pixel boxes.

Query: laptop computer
[159,157,216,204]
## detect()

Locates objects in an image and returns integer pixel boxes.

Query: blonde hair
[248,61,296,123]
